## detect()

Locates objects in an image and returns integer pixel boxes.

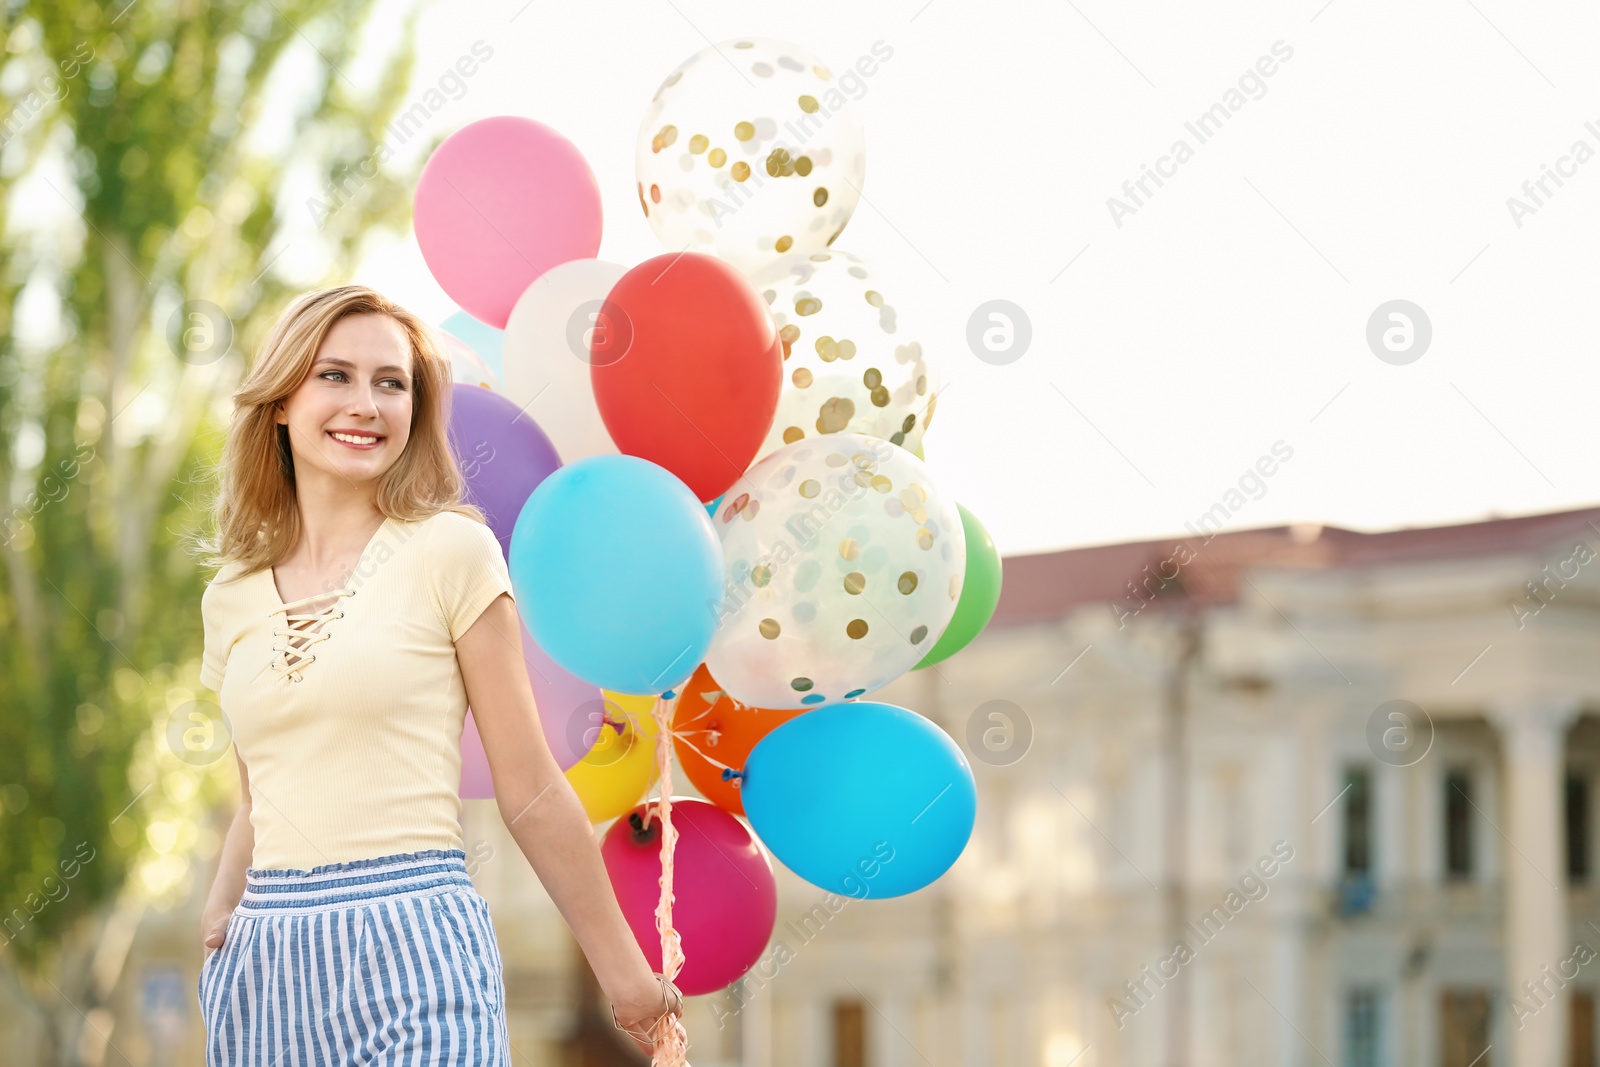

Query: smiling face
[275,312,415,491]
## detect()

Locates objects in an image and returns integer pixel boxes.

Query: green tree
[0,1,427,1060]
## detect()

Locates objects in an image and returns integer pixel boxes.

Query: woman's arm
[200,752,254,954]
[456,593,680,1051]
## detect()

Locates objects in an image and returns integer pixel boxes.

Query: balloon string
[649,692,691,1067]
[668,730,741,776]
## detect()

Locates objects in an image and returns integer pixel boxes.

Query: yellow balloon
[564,691,662,824]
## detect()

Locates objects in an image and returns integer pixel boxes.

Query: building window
[1439,989,1490,1067]
[1343,768,1372,876]
[1444,769,1474,881]
[1573,989,1595,1067]
[832,998,867,1067]
[1568,772,1591,882]
[1343,987,1381,1067]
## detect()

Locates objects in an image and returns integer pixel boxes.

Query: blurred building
[14,505,1600,1067]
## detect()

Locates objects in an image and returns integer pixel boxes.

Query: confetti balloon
[748,249,938,466]
[705,433,966,709]
[636,37,866,276]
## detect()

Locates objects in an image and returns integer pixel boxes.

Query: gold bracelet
[611,972,683,1039]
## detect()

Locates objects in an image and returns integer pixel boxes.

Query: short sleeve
[199,579,228,690]
[430,514,516,642]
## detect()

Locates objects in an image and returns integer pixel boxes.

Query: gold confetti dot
[766,147,792,177]
[871,474,893,493]
[852,452,874,469]
[780,324,801,344]
[813,64,832,80]
[817,397,854,432]
[735,121,755,141]
[910,625,929,644]
[865,290,883,307]
[837,340,856,360]
[825,453,848,467]
[732,162,751,181]
[783,426,804,444]
[709,148,727,167]
[839,538,860,560]
[809,187,828,208]
[752,565,773,588]
[900,485,926,508]
[742,499,761,521]
[795,296,823,316]
[902,414,917,432]
[775,235,793,253]
[734,40,755,49]
[759,618,781,639]
[799,95,820,113]
[732,492,752,513]
[793,368,813,388]
[799,479,820,499]
[863,368,882,389]
[650,184,661,203]
[795,156,813,177]
[898,571,919,595]
[791,677,814,692]
[917,529,934,550]
[871,385,890,407]
[689,134,708,154]
[659,125,678,147]
[844,572,866,595]
[846,619,869,640]
[916,374,928,396]
[815,336,838,362]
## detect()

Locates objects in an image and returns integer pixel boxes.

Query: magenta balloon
[447,383,563,554]
[414,116,603,328]
[601,798,777,996]
[460,619,603,798]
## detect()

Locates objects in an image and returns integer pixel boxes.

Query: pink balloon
[415,116,602,329]
[600,798,778,995]
[460,619,603,798]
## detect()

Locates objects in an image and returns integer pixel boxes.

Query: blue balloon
[440,310,505,380]
[741,703,976,899]
[705,493,723,521]
[509,454,723,694]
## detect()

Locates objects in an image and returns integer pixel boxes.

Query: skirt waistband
[238,849,473,915]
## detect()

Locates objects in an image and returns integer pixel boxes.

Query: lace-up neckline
[267,587,355,683]
[262,515,393,684]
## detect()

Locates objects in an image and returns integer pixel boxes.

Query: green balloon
[914,503,1002,670]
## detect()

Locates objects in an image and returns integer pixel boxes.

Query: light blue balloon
[440,310,505,380]
[508,454,723,694]
[705,493,723,521]
[741,702,976,899]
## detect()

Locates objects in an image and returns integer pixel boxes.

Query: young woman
[195,285,682,1063]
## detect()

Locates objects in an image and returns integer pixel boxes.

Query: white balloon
[706,433,965,709]
[432,327,501,392]
[501,259,628,464]
[748,249,939,468]
[636,37,866,276]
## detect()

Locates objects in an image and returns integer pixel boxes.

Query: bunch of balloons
[412,37,1005,1009]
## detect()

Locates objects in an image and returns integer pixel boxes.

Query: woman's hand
[201,907,231,958]
[610,972,685,1056]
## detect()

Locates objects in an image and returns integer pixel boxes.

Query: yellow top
[199,510,514,871]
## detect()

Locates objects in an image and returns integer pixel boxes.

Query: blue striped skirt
[199,849,509,1066]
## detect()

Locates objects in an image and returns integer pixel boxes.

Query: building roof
[990,505,1600,627]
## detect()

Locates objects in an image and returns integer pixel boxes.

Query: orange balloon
[672,664,809,816]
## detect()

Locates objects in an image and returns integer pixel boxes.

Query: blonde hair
[198,284,485,577]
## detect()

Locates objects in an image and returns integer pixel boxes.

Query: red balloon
[600,797,777,995]
[590,253,782,502]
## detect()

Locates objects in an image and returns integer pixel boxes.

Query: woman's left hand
[611,972,685,1056]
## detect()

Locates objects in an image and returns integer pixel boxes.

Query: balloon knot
[720,768,746,782]
[662,689,676,700]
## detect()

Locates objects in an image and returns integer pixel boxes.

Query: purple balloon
[461,618,603,797]
[447,383,562,553]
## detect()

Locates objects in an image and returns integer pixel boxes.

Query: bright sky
[25,0,1600,557]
